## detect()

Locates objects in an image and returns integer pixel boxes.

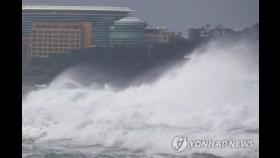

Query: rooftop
[117,17,142,23]
[22,5,134,12]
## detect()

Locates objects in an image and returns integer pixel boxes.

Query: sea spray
[22,40,259,157]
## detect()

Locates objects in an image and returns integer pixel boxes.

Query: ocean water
[22,40,259,158]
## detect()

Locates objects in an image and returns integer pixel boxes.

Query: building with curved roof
[109,17,146,46]
[22,5,133,46]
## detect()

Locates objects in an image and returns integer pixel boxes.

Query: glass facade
[22,6,132,46]
[110,17,146,46]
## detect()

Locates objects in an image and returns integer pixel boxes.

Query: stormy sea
[22,39,259,158]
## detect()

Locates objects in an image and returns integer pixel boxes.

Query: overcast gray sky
[23,0,259,36]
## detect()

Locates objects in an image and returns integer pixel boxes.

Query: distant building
[31,22,91,57]
[188,26,209,40]
[209,27,235,39]
[168,32,184,43]
[187,24,239,40]
[241,23,259,36]
[200,30,209,37]
[144,27,170,44]
[109,17,146,46]
[22,5,132,46]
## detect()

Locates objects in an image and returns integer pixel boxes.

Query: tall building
[31,22,91,57]
[110,17,146,46]
[22,5,133,46]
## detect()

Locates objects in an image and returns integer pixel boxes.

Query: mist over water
[22,39,259,158]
